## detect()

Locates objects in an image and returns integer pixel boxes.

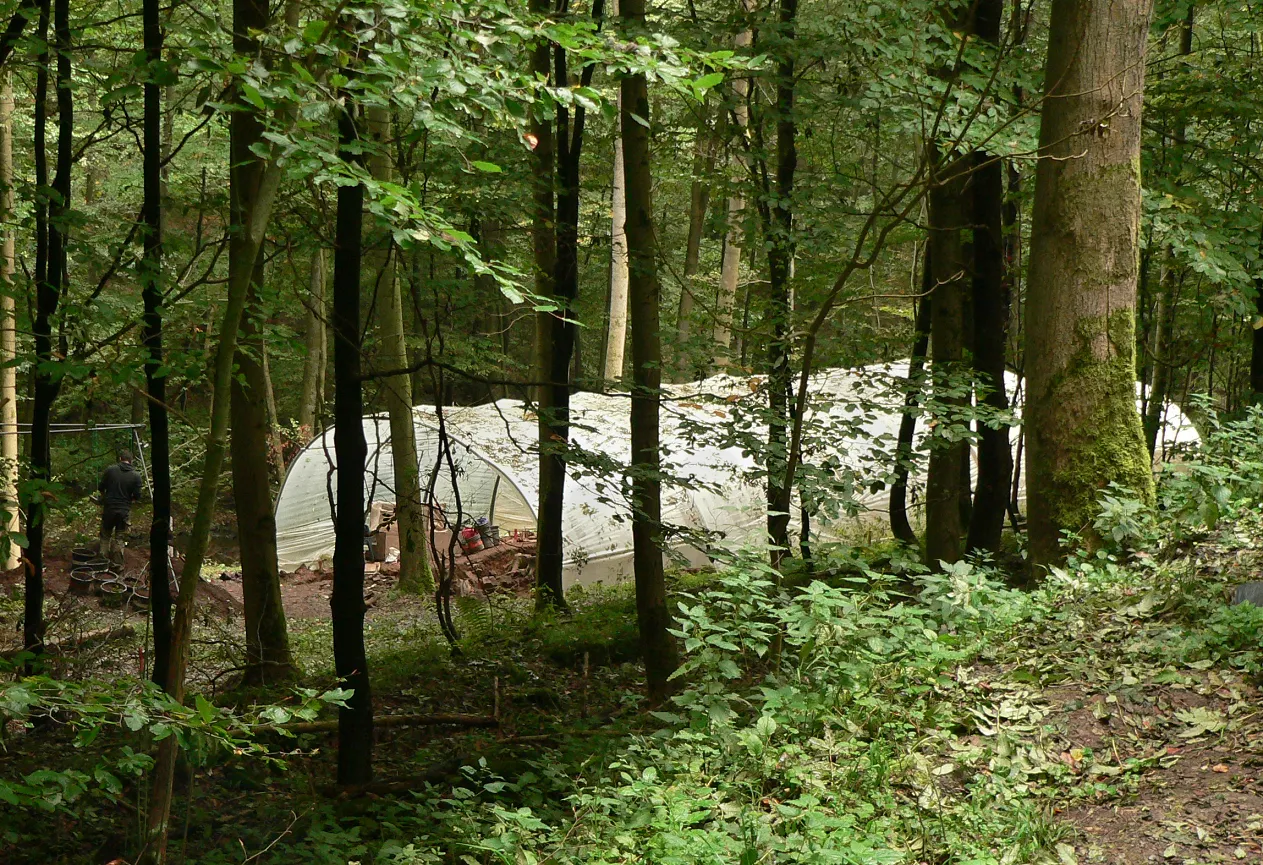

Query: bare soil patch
[1048,679,1263,863]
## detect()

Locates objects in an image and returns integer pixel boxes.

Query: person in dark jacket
[97,450,143,569]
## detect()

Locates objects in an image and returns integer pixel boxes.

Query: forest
[0,0,1260,860]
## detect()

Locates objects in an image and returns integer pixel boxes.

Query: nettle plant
[663,551,1002,735]
[0,671,346,814]
[1082,400,1263,556]
[1156,398,1263,538]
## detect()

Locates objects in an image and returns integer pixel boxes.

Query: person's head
[117,449,133,465]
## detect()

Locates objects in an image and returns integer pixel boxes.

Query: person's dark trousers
[100,509,129,571]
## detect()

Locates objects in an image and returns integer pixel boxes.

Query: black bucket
[69,570,94,595]
[99,581,129,608]
[72,547,97,564]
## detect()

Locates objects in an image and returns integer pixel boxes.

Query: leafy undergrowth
[3,522,1262,864]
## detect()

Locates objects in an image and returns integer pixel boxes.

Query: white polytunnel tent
[274,362,1201,589]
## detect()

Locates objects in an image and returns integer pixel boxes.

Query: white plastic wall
[274,364,1200,587]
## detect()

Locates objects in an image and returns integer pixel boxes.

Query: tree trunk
[712,0,753,369]
[890,257,931,546]
[331,99,373,787]
[1252,233,1263,402]
[143,79,286,865]
[1145,7,1194,450]
[474,217,508,399]
[24,0,68,661]
[298,249,325,438]
[1003,157,1022,524]
[261,339,285,485]
[924,153,968,568]
[674,114,713,379]
[1143,267,1178,456]
[964,148,1011,554]
[961,0,1011,555]
[621,0,678,706]
[764,0,797,565]
[529,0,564,608]
[228,0,293,688]
[1024,0,1156,566]
[365,106,428,594]
[535,3,599,609]
[231,303,294,686]
[0,77,17,572]
[605,10,629,385]
[141,0,172,689]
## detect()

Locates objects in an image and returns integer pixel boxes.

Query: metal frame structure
[6,422,152,496]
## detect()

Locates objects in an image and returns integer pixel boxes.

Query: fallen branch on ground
[1,625,136,660]
[270,713,498,735]
[318,754,469,797]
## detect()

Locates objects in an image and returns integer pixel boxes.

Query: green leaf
[303,20,327,42]
[194,694,216,724]
[693,72,724,91]
[0,781,19,806]
[239,84,266,111]
[259,706,291,725]
[471,160,502,173]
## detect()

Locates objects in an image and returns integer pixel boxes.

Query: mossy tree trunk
[366,104,429,595]
[1024,0,1156,566]
[622,0,678,705]
[229,0,293,687]
[144,14,289,856]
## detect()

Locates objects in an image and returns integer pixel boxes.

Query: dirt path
[975,534,1263,864]
[1050,676,1263,863]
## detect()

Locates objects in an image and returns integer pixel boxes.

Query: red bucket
[458,527,484,553]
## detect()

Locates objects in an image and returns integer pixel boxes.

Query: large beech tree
[1024,0,1156,565]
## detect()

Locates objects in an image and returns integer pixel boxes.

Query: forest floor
[990,535,1263,863]
[1,520,1261,863]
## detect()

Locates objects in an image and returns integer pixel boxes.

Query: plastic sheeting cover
[274,363,1200,587]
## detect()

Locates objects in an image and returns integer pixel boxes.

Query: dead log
[271,713,498,736]
[1,624,136,660]
[319,753,468,797]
